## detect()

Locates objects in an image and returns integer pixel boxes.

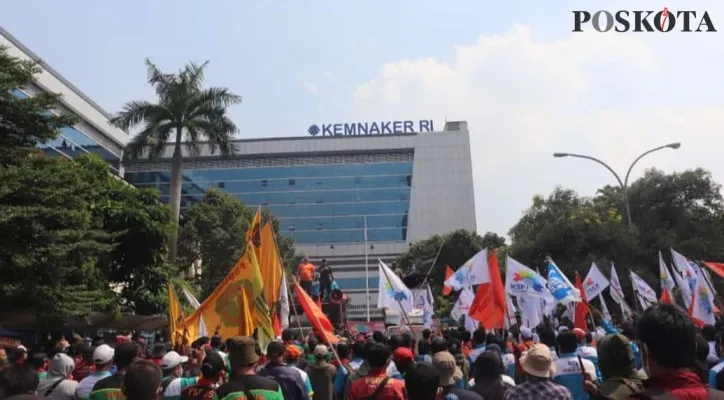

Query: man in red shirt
[348,342,406,400]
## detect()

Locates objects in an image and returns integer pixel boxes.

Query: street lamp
[553,143,681,226]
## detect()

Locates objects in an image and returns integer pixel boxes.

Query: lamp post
[553,143,681,226]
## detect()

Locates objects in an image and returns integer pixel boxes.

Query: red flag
[443,266,455,296]
[272,313,282,337]
[574,271,590,331]
[468,251,506,329]
[293,279,338,344]
[703,262,724,279]
[660,288,673,304]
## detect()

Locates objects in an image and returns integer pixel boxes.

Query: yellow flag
[247,240,274,353]
[246,207,262,263]
[260,222,283,308]
[239,286,255,337]
[167,283,181,346]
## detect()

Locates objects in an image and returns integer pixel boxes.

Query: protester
[73,347,96,383]
[702,325,720,367]
[390,348,414,379]
[633,303,724,399]
[258,342,307,400]
[76,345,115,400]
[433,351,481,400]
[470,351,514,400]
[552,331,598,399]
[334,339,366,398]
[88,342,140,400]
[305,345,336,400]
[0,364,41,400]
[347,342,405,400]
[583,333,645,400]
[502,344,572,400]
[284,344,313,399]
[122,360,163,400]
[160,351,197,400]
[28,352,48,381]
[36,352,77,400]
[215,337,284,400]
[297,257,315,296]
[318,259,334,302]
[180,351,225,400]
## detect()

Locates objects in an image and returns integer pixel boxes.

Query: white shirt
[468,375,516,387]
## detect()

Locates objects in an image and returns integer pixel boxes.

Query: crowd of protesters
[1,303,724,399]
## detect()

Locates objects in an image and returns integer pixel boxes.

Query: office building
[0,26,127,174]
[126,120,476,320]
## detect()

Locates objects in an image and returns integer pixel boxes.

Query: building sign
[0,336,20,348]
[308,120,434,137]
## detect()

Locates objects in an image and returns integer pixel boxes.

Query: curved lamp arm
[623,143,681,187]
[555,153,625,189]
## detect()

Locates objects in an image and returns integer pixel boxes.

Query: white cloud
[348,21,724,236]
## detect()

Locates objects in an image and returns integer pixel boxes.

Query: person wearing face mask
[631,304,724,400]
[160,351,197,400]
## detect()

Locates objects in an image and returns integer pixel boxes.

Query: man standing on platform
[298,257,316,296]
[318,259,334,302]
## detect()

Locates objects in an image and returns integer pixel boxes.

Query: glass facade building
[127,152,412,245]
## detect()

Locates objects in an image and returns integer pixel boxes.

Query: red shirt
[348,368,407,400]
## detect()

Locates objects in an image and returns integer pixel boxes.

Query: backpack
[633,387,724,400]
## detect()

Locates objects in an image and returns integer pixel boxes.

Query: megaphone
[329,289,345,304]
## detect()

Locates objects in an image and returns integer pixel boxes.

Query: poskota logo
[573,8,716,32]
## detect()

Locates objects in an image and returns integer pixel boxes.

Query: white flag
[583,262,609,300]
[413,286,434,328]
[444,249,491,290]
[377,260,414,314]
[692,273,716,326]
[671,248,697,291]
[451,287,475,321]
[181,286,201,309]
[610,264,633,319]
[518,295,543,328]
[658,251,676,293]
[630,271,657,309]
[198,315,208,338]
[701,266,717,295]
[600,296,612,321]
[279,273,290,330]
[505,256,551,299]
[504,296,518,329]
[672,263,692,308]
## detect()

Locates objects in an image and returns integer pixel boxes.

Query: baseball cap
[284,344,303,360]
[392,347,414,365]
[160,351,189,370]
[573,328,586,340]
[93,344,114,364]
[313,345,329,358]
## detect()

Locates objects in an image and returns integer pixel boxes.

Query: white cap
[520,327,533,339]
[558,326,569,333]
[160,351,188,370]
[93,344,114,364]
[16,345,27,352]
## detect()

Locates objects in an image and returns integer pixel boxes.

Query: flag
[701,266,717,295]
[630,271,657,309]
[574,271,590,331]
[260,222,283,308]
[583,263,609,300]
[690,273,716,327]
[246,240,274,353]
[168,283,184,346]
[444,249,490,291]
[703,261,724,279]
[377,260,414,314]
[659,251,676,293]
[181,239,271,343]
[451,287,475,321]
[239,286,255,336]
[505,256,551,299]
[547,260,580,304]
[518,295,543,328]
[294,278,339,344]
[442,266,455,295]
[660,288,673,304]
[609,264,633,318]
[181,286,201,310]
[278,272,290,332]
[672,264,692,308]
[413,286,434,328]
[503,296,517,329]
[599,295,612,321]
[246,207,262,262]
[671,248,697,292]
[468,251,506,329]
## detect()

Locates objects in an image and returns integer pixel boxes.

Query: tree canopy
[177,189,296,299]
[0,47,174,324]
[112,59,242,263]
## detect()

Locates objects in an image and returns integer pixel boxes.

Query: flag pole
[364,216,370,322]
[420,236,447,287]
[270,227,305,336]
[292,277,343,366]
[379,259,413,330]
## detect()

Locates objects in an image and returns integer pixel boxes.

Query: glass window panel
[335,277,380,291]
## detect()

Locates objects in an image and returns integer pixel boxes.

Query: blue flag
[547,261,580,304]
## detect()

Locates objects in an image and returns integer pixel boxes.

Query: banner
[444,249,490,290]
[505,256,550,299]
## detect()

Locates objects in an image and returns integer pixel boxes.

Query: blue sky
[3,1,723,237]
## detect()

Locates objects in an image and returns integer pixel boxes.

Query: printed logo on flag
[384,281,409,301]
[510,271,546,294]
[584,278,601,295]
[548,268,572,300]
[698,287,713,315]
[453,269,476,285]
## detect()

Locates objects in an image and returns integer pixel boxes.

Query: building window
[355,177,362,184]
[289,179,296,186]
[289,224,295,231]
[406,175,412,186]
[261,201,268,206]
[261,180,268,187]
[317,223,323,230]
[218,182,225,188]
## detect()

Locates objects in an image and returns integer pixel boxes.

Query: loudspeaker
[322,302,343,325]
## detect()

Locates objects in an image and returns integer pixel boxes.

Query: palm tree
[112,59,242,263]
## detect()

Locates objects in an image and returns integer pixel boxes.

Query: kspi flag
[547,260,580,304]
[444,249,490,290]
[377,260,414,314]
[505,256,550,299]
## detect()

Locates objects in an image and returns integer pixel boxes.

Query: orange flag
[468,251,506,329]
[660,288,673,304]
[443,266,455,295]
[574,271,590,331]
[293,278,339,344]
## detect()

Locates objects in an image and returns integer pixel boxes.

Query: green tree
[112,60,242,263]
[396,229,506,316]
[177,189,296,298]
[0,46,75,165]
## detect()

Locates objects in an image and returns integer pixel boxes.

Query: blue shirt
[333,358,363,396]
[553,353,598,400]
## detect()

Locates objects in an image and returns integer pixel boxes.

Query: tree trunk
[168,127,184,264]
